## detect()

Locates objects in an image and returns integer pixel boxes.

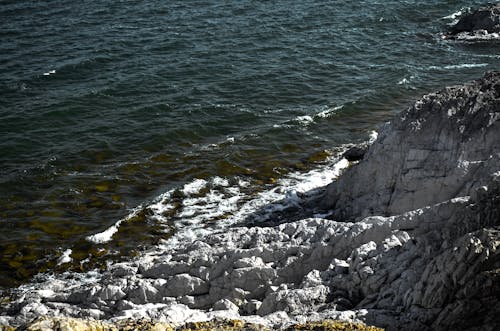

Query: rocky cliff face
[323,71,500,220]
[322,71,500,330]
[1,74,499,331]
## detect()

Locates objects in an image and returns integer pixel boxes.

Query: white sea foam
[429,63,488,70]
[398,75,417,87]
[282,158,349,194]
[238,179,250,187]
[148,191,175,223]
[295,115,314,125]
[398,78,409,85]
[442,7,469,25]
[96,153,344,256]
[43,70,56,76]
[275,105,344,129]
[316,105,343,118]
[86,206,143,244]
[56,249,73,266]
[442,9,466,20]
[444,63,488,69]
[86,220,124,244]
[182,179,208,195]
[85,150,351,249]
[212,176,229,187]
[452,31,500,41]
[272,123,292,129]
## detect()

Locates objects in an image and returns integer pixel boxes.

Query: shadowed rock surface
[0,74,499,330]
[342,146,368,162]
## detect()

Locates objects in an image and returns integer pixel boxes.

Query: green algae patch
[281,143,304,154]
[215,159,253,177]
[95,184,110,192]
[28,219,86,239]
[17,318,383,331]
[307,150,332,163]
[40,209,65,218]
[179,319,266,331]
[151,153,176,163]
[284,320,384,331]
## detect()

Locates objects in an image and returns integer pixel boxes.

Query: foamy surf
[429,63,488,70]
[316,105,344,119]
[151,154,351,254]
[441,7,470,25]
[86,206,144,244]
[43,70,56,76]
[56,249,73,266]
[274,105,344,129]
[84,147,354,251]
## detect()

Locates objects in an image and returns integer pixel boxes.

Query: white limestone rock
[323,72,500,221]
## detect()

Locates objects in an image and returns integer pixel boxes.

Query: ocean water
[1,0,499,290]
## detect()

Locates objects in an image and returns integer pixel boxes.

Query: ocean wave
[316,105,344,119]
[429,63,488,70]
[86,206,144,244]
[274,105,344,129]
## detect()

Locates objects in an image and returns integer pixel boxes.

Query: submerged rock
[0,74,499,330]
[445,3,500,40]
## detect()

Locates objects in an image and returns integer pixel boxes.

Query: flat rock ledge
[0,73,499,331]
[445,3,500,41]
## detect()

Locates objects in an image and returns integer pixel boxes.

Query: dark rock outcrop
[446,3,500,40]
[342,145,368,162]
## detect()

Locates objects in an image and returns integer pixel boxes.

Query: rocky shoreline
[2,5,500,329]
[0,70,499,330]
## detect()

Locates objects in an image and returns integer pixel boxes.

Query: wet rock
[342,145,367,162]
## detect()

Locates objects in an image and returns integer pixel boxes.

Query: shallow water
[1,0,499,289]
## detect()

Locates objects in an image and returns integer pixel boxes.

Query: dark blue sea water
[1,0,499,289]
